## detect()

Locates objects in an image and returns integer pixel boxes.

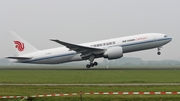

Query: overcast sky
[0,0,179,61]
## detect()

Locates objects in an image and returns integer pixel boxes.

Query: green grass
[2,95,180,101]
[1,85,180,101]
[1,85,180,95]
[0,66,180,100]
[0,86,180,101]
[0,69,179,84]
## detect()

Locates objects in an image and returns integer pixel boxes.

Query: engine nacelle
[103,47,123,60]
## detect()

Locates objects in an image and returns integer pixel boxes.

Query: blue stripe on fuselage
[22,53,76,63]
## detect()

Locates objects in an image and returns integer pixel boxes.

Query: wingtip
[50,39,57,41]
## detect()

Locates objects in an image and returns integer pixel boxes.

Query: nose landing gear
[157,47,161,55]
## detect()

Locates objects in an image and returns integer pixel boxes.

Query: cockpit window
[164,35,168,37]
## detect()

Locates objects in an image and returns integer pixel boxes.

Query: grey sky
[0,0,179,61]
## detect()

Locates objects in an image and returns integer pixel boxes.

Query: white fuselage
[15,33,172,64]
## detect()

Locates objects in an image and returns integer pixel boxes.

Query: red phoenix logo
[14,41,25,52]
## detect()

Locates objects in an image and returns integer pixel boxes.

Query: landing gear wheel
[90,63,94,67]
[86,64,90,69]
[86,62,98,69]
[94,62,98,66]
[157,52,161,55]
[157,47,162,55]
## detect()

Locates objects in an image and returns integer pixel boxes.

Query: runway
[0,66,180,70]
[0,83,180,86]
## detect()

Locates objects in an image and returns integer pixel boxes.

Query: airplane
[7,31,172,68]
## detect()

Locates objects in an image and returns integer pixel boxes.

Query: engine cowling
[103,47,123,60]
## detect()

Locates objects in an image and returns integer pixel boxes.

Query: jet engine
[103,47,123,60]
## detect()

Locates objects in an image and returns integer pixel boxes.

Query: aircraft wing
[50,39,105,57]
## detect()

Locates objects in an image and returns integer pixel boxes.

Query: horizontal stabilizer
[7,57,32,60]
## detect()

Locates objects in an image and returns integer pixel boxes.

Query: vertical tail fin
[8,31,38,56]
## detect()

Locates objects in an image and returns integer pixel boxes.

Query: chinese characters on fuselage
[91,41,116,47]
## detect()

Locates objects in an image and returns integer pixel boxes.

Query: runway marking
[0,83,180,86]
[1,92,180,99]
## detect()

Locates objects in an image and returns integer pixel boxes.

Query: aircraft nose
[168,37,172,42]
[170,37,172,41]
[165,37,172,43]
[164,34,172,42]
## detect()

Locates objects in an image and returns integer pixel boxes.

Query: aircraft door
[153,35,157,41]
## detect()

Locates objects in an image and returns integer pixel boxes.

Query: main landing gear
[86,62,98,69]
[157,47,161,55]
[86,55,98,69]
